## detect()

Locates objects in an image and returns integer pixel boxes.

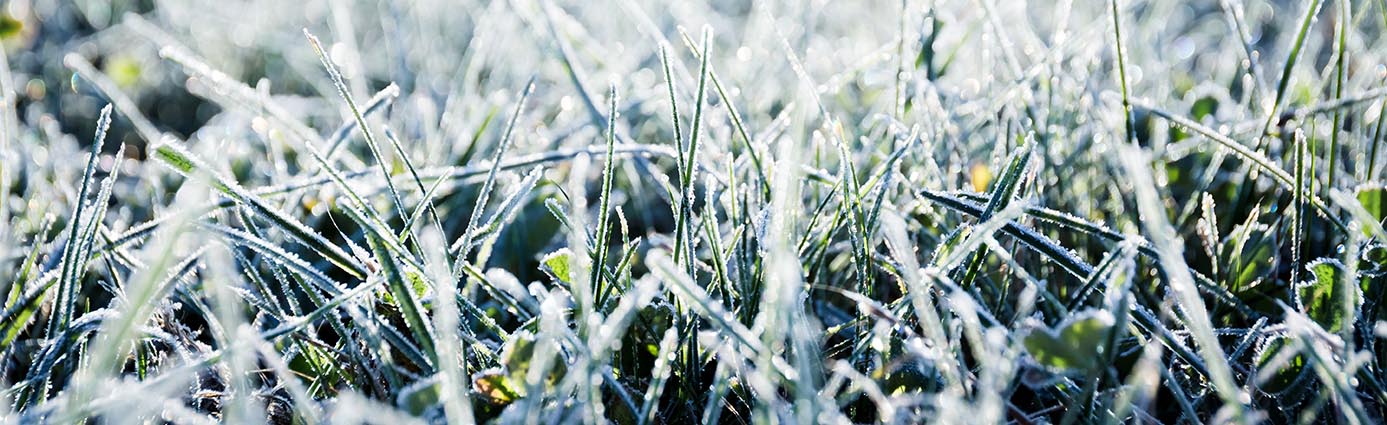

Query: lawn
[1,0,1386,423]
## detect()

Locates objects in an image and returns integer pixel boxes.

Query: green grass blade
[149,141,369,278]
[48,104,113,337]
[1261,0,1326,137]
[305,29,409,223]
[1135,101,1347,231]
[957,136,1033,289]
[450,77,536,274]
[589,84,620,304]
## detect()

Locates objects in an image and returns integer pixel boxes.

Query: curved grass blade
[1119,146,1247,420]
[199,223,347,297]
[305,29,408,223]
[326,84,402,160]
[450,77,536,280]
[0,273,56,350]
[149,140,369,278]
[1134,100,1347,231]
[676,28,770,200]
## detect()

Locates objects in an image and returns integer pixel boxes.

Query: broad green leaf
[541,248,575,285]
[499,330,563,389]
[1300,259,1351,332]
[1023,310,1113,372]
[1356,185,1387,224]
[397,376,441,415]
[471,368,523,405]
[1255,337,1310,397]
[1362,243,1387,275]
[502,330,538,380]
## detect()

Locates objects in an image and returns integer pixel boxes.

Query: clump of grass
[5,0,1387,423]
